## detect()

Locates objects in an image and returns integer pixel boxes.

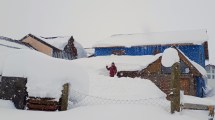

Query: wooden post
[60,83,69,111]
[171,62,181,114]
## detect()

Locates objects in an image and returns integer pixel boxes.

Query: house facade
[20,34,87,60]
[206,64,215,88]
[117,48,206,98]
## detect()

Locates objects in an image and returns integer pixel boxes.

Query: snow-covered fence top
[1,49,89,100]
[94,29,208,48]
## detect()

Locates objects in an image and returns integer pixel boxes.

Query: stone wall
[0,76,27,109]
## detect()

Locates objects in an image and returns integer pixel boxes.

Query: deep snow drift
[1,49,89,99]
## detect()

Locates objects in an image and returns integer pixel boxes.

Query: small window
[212,70,215,73]
[208,75,211,79]
[206,67,210,72]
[180,61,189,74]
[213,75,215,79]
[161,66,171,74]
[112,50,125,55]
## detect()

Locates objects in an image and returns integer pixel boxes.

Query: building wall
[117,55,204,97]
[195,77,205,97]
[95,45,205,67]
[22,37,53,56]
[206,65,215,88]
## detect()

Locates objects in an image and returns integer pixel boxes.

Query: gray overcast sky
[0,0,215,63]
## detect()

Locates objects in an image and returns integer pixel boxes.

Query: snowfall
[0,38,214,120]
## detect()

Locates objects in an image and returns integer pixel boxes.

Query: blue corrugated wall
[95,45,205,66]
[195,77,206,97]
[95,45,206,97]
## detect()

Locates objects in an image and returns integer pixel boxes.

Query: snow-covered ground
[0,44,213,120]
[0,103,209,120]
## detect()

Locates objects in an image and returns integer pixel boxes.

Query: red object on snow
[106,62,117,77]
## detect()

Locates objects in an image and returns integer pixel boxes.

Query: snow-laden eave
[36,35,71,50]
[177,49,207,78]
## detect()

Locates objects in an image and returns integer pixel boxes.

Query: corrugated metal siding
[195,77,206,97]
[95,45,205,67]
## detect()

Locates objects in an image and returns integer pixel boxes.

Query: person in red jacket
[106,62,117,77]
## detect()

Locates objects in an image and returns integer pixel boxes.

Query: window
[212,69,215,73]
[111,50,125,55]
[161,66,171,74]
[213,75,215,79]
[161,61,189,74]
[180,61,189,74]
[208,75,211,79]
[206,67,210,72]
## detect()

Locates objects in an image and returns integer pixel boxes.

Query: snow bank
[0,46,16,74]
[74,41,87,58]
[94,29,208,47]
[0,100,15,109]
[73,54,161,76]
[182,95,215,105]
[161,48,179,67]
[89,77,166,99]
[72,55,165,99]
[2,49,89,99]
[0,104,209,120]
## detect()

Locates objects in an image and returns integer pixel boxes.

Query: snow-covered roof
[94,29,208,48]
[36,35,71,50]
[37,35,87,58]
[22,34,87,58]
[0,36,32,49]
[1,49,89,99]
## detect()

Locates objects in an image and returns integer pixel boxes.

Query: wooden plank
[27,99,58,105]
[27,104,58,111]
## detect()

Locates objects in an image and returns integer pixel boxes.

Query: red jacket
[106,65,117,77]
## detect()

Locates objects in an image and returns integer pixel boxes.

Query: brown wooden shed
[117,48,206,98]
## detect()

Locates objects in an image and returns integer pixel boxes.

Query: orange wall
[22,37,52,56]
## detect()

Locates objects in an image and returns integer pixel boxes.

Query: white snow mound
[2,49,89,99]
[161,48,179,67]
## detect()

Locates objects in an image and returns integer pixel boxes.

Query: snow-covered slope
[72,55,165,99]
